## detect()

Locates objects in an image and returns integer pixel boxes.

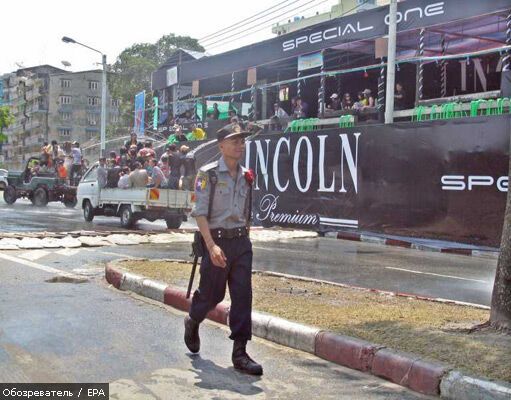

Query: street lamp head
[62,36,76,44]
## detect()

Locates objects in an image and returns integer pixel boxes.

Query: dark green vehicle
[3,157,77,208]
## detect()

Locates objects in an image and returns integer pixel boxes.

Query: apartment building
[48,70,121,162]
[1,65,64,169]
[1,66,121,170]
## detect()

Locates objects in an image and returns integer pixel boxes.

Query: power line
[206,0,371,51]
[203,0,325,47]
[204,0,327,49]
[199,0,295,42]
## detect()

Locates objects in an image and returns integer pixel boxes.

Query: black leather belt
[210,226,248,239]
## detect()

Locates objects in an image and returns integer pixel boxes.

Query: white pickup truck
[76,164,193,229]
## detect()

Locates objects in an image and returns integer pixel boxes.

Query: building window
[87,131,97,140]
[111,98,120,107]
[61,79,71,88]
[89,81,99,90]
[58,128,71,137]
[88,97,100,106]
[111,114,119,124]
[60,95,71,105]
[60,112,71,121]
[87,113,98,126]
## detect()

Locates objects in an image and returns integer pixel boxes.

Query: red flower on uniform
[244,169,255,185]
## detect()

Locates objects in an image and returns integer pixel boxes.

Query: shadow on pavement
[189,354,263,396]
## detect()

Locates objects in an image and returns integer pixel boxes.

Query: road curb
[265,316,320,354]
[315,332,380,372]
[440,370,511,400]
[326,231,499,259]
[104,262,510,399]
[370,348,448,396]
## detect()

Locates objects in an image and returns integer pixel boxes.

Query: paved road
[0,250,431,399]
[0,197,195,232]
[0,239,496,307]
[0,197,497,306]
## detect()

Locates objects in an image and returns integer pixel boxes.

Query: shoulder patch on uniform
[195,174,208,192]
[200,160,218,172]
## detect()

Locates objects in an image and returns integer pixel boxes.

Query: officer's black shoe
[232,340,263,376]
[184,315,200,353]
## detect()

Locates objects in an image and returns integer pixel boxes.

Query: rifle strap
[207,170,217,222]
[247,183,253,226]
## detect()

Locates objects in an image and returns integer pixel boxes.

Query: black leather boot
[232,340,263,375]
[184,315,200,353]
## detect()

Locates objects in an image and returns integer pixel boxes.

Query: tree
[491,157,511,330]
[0,105,15,145]
[109,33,204,129]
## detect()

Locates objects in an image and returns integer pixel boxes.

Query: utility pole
[384,0,397,124]
[100,54,107,156]
[62,36,107,156]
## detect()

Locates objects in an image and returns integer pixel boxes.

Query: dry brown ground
[116,259,511,382]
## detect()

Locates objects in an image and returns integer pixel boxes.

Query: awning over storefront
[152,0,511,89]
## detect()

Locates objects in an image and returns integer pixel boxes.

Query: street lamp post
[62,36,107,156]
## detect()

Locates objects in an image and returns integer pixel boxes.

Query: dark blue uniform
[185,122,262,375]
[189,156,253,341]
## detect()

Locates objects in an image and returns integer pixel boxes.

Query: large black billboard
[243,115,510,246]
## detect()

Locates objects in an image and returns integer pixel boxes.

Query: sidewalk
[105,259,511,400]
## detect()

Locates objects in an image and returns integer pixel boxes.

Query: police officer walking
[184,123,262,376]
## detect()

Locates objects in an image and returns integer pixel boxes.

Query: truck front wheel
[120,205,135,228]
[83,200,95,222]
[165,216,183,229]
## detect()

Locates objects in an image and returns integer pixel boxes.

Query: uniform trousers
[189,235,253,341]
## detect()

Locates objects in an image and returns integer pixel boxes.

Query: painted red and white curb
[105,262,511,399]
[325,231,499,259]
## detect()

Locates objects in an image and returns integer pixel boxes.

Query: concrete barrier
[140,279,167,303]
[120,272,145,293]
[315,332,380,372]
[105,265,123,289]
[265,316,320,354]
[251,312,272,339]
[440,370,511,400]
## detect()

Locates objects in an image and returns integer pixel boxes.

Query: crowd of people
[326,83,407,111]
[28,131,197,192]
[166,123,206,145]
[326,88,375,111]
[268,83,407,125]
[29,140,85,185]
[95,133,196,191]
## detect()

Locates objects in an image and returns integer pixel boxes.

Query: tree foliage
[0,105,15,143]
[109,33,204,129]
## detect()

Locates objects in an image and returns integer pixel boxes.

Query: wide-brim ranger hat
[216,123,251,142]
